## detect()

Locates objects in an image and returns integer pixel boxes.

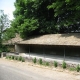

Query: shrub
[11,56,14,60]
[45,62,49,66]
[76,64,80,72]
[62,61,66,69]
[22,58,25,62]
[33,57,37,63]
[6,56,9,59]
[18,56,22,61]
[9,56,12,59]
[54,61,58,67]
[14,56,18,60]
[39,58,42,65]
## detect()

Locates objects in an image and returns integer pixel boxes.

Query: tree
[47,0,80,32]
[12,0,80,39]
[12,0,58,38]
[2,27,15,41]
[0,10,10,52]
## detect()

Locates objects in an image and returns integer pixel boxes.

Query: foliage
[0,10,10,52]
[11,55,15,60]
[22,58,25,62]
[54,61,58,67]
[76,64,80,72]
[48,0,80,32]
[12,0,80,38]
[33,57,37,63]
[6,55,9,59]
[39,58,43,65]
[9,56,12,59]
[14,56,18,60]
[3,27,15,41]
[48,0,79,24]
[62,61,66,69]
[12,0,58,38]
[45,62,49,66]
[18,56,23,61]
[69,67,76,71]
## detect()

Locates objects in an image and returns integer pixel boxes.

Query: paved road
[0,64,53,80]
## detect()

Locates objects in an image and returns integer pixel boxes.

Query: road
[0,58,79,80]
[0,64,53,80]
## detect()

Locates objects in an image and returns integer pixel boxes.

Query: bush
[6,56,9,59]
[18,56,22,61]
[22,58,25,62]
[62,61,66,69]
[11,56,14,60]
[39,58,42,65]
[33,57,37,63]
[76,64,80,72]
[9,56,12,59]
[54,61,58,67]
[14,56,18,60]
[45,62,49,66]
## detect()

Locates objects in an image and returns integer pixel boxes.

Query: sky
[0,0,15,20]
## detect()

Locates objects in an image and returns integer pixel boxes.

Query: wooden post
[64,46,65,61]
[29,46,30,58]
[43,45,45,60]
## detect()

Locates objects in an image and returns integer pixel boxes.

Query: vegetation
[6,55,25,62]
[76,64,80,72]
[11,55,15,60]
[39,58,43,65]
[6,55,9,59]
[18,56,23,61]
[69,67,76,71]
[6,56,80,72]
[33,57,37,64]
[0,10,10,53]
[54,61,58,67]
[10,0,80,39]
[22,58,25,62]
[14,56,18,60]
[45,62,49,66]
[62,61,66,69]
[3,27,15,41]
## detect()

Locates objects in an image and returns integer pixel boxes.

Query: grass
[69,67,76,71]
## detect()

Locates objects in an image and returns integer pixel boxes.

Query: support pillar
[64,46,65,61]
[29,46,30,58]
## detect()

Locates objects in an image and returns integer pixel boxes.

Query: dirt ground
[0,58,80,80]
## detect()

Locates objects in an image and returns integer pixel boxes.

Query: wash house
[15,33,80,60]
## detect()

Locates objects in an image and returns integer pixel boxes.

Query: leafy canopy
[12,0,80,39]
[0,10,10,52]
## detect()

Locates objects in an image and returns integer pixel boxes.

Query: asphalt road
[0,64,53,80]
